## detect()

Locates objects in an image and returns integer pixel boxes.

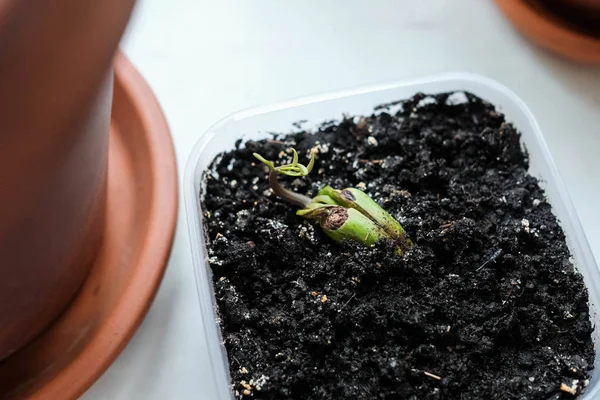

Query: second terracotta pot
[546,0,600,33]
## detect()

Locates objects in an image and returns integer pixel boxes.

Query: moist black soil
[201,92,595,400]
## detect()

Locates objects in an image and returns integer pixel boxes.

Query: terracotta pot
[545,0,600,34]
[550,0,600,16]
[0,0,136,360]
[495,0,600,65]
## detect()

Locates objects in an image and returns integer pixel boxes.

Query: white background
[83,1,600,398]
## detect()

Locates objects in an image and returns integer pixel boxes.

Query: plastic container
[184,73,600,400]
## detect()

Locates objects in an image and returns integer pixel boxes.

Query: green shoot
[253,148,412,254]
[253,148,315,177]
[252,149,315,209]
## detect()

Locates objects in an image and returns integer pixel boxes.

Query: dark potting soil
[201,92,595,400]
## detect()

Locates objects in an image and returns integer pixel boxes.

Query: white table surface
[82,1,600,398]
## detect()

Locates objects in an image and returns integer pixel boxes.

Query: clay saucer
[495,0,600,65]
[0,51,178,399]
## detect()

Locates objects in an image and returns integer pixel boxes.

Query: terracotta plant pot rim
[495,0,600,65]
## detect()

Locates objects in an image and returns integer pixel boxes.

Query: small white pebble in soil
[560,381,579,395]
[533,199,541,207]
[298,224,316,242]
[417,97,437,107]
[253,375,269,391]
[266,219,288,233]
[317,143,329,154]
[208,256,223,266]
[262,188,273,197]
[356,182,366,190]
[446,91,469,105]
[226,158,235,171]
[240,367,248,374]
[230,179,237,188]
[252,185,258,191]
[241,381,252,390]
[529,377,535,382]
[367,136,378,146]
[521,218,531,233]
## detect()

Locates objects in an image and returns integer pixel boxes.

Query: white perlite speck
[253,375,270,391]
[367,136,378,146]
[208,256,223,266]
[521,219,530,233]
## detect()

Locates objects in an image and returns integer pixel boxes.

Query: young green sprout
[253,148,412,254]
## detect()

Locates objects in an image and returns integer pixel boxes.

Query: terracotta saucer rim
[495,0,600,64]
[28,51,178,399]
